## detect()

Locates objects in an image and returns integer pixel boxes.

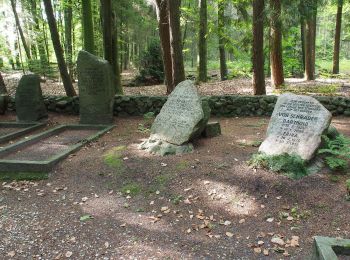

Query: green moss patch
[103,146,126,171]
[0,171,49,181]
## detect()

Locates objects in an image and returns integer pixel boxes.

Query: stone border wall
[7,95,350,117]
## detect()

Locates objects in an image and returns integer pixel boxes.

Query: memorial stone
[77,50,116,124]
[15,74,47,122]
[259,93,332,161]
[140,80,210,155]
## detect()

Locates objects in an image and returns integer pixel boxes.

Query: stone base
[139,138,193,156]
[203,121,221,138]
[312,236,350,260]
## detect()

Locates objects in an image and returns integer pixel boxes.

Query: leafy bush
[249,153,308,179]
[318,135,350,171]
[131,40,164,86]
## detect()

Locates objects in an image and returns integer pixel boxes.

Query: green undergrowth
[249,153,308,179]
[0,171,48,181]
[121,182,142,196]
[275,84,340,96]
[103,146,126,173]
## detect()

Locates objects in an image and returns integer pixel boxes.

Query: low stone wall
[7,95,350,117]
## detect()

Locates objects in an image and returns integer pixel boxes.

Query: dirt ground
[3,70,350,97]
[0,112,349,259]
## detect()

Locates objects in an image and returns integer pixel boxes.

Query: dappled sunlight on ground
[194,179,258,216]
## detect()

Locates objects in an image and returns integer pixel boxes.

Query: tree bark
[100,0,122,94]
[167,0,185,90]
[198,0,207,82]
[43,0,76,96]
[332,0,343,74]
[252,0,266,95]
[218,0,228,81]
[82,0,95,54]
[64,0,73,80]
[155,0,173,94]
[270,0,284,88]
[304,1,317,81]
[10,0,31,61]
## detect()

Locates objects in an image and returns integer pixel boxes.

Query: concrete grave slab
[0,124,114,180]
[0,122,45,143]
[312,236,350,260]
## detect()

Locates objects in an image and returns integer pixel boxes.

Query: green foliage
[318,135,350,171]
[249,153,308,179]
[276,84,340,95]
[121,182,142,196]
[131,40,164,87]
[103,146,126,171]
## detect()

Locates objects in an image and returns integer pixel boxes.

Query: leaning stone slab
[150,80,210,145]
[259,93,332,161]
[312,236,350,260]
[15,74,47,122]
[77,50,116,124]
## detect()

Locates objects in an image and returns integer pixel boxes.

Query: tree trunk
[304,1,317,81]
[10,0,31,61]
[100,0,122,94]
[300,16,305,72]
[155,0,173,93]
[82,0,95,54]
[167,0,185,90]
[218,0,228,81]
[197,0,207,82]
[270,0,284,88]
[332,0,343,74]
[0,72,7,95]
[112,12,122,94]
[43,0,76,97]
[30,0,48,72]
[64,0,74,80]
[252,0,266,95]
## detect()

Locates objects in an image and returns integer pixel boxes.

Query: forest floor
[1,112,350,259]
[2,70,350,97]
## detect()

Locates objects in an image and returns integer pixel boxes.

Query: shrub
[318,135,350,171]
[249,153,308,179]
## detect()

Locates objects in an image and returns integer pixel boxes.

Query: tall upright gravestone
[15,74,47,122]
[259,93,332,161]
[77,51,116,124]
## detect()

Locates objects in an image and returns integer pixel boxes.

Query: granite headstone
[77,50,116,124]
[259,93,332,161]
[15,74,47,122]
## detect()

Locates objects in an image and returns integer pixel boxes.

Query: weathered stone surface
[150,80,210,145]
[140,138,193,156]
[259,93,332,161]
[15,74,47,122]
[77,50,116,124]
[203,121,221,138]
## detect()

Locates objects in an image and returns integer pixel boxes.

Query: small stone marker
[140,80,210,155]
[259,93,332,161]
[77,50,116,124]
[15,74,47,122]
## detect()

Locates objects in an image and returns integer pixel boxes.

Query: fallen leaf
[65,251,73,258]
[224,220,231,226]
[7,251,16,257]
[226,232,234,237]
[263,249,269,256]
[80,215,93,222]
[253,247,262,254]
[239,219,246,224]
[266,217,274,223]
[271,237,285,246]
[257,240,264,246]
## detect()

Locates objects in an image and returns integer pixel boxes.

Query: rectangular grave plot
[0,122,45,143]
[0,124,114,176]
[312,236,350,260]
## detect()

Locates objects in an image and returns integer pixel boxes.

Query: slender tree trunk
[252,0,266,95]
[270,0,284,88]
[10,0,31,61]
[64,0,74,80]
[30,0,48,72]
[82,0,95,54]
[0,72,7,95]
[198,0,207,82]
[300,16,305,72]
[100,0,122,94]
[112,12,122,93]
[332,0,343,74]
[155,0,173,93]
[43,0,76,96]
[167,0,185,90]
[304,1,317,81]
[218,0,228,81]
